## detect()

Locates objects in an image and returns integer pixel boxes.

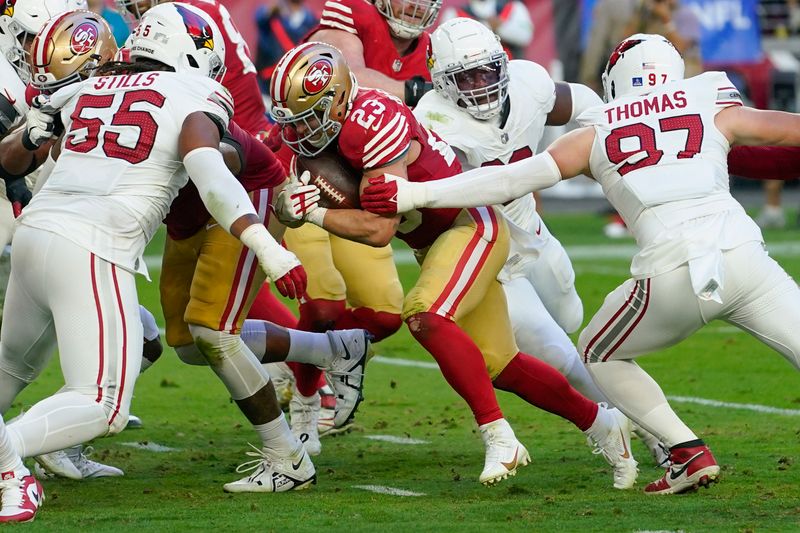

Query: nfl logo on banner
[632,77,643,87]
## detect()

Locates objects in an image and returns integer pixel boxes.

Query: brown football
[295,151,361,209]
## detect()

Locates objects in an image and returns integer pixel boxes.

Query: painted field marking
[121,442,181,452]
[352,485,426,497]
[365,435,429,445]
[371,356,800,416]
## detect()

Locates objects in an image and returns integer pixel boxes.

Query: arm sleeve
[414,151,562,208]
[728,146,800,181]
[568,82,604,122]
[183,147,258,232]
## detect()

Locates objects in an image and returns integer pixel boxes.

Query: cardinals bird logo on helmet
[2,0,15,17]
[175,3,214,51]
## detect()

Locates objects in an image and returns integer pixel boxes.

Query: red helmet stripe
[271,42,318,102]
[36,11,72,67]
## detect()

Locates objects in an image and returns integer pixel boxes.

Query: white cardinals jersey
[20,71,233,277]
[579,71,763,298]
[414,60,554,236]
[0,55,28,132]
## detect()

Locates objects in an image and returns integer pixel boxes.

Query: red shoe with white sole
[645,442,720,495]
[0,472,44,523]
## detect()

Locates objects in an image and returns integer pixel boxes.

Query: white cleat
[290,390,322,456]
[126,414,143,429]
[632,424,671,467]
[223,443,316,493]
[325,329,370,427]
[589,407,639,489]
[478,419,531,486]
[317,382,353,437]
[35,445,124,480]
[0,471,43,523]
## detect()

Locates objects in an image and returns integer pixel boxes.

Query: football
[295,151,362,209]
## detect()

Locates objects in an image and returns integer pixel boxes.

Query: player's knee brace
[175,343,210,366]
[188,324,270,400]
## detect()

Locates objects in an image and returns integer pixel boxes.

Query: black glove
[5,177,31,218]
[404,76,434,107]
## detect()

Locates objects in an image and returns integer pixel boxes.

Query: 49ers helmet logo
[2,0,15,17]
[70,22,98,55]
[174,4,214,51]
[303,58,332,95]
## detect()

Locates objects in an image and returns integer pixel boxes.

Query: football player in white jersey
[414,19,668,466]
[0,3,314,520]
[363,33,800,495]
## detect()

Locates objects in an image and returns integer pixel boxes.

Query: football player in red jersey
[271,42,640,488]
[309,0,438,106]
[116,0,299,335]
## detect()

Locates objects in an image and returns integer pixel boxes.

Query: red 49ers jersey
[182,0,268,134]
[165,120,286,240]
[338,88,461,249]
[310,0,431,81]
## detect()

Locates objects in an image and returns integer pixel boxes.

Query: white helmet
[0,0,71,83]
[374,0,442,40]
[128,2,226,81]
[602,33,684,102]
[429,17,508,120]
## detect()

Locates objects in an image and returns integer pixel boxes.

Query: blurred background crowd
[94,0,800,227]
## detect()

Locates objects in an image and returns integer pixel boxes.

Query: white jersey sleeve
[20,72,232,277]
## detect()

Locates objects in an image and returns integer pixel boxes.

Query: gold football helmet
[270,42,356,157]
[29,9,117,93]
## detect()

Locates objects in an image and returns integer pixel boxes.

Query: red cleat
[0,472,44,522]
[645,443,720,495]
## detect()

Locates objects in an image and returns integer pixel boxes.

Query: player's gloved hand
[275,167,325,227]
[22,95,62,150]
[361,173,427,215]
[240,223,308,299]
[404,76,434,107]
[5,177,31,218]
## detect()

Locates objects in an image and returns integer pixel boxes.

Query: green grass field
[12,212,800,532]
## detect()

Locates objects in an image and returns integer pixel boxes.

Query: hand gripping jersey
[337,88,461,249]
[414,60,554,236]
[164,120,286,240]
[20,71,233,277]
[578,71,763,293]
[0,55,28,134]
[311,0,431,81]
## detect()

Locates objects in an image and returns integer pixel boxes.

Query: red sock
[334,308,402,342]
[297,299,345,332]
[247,285,298,328]
[288,362,325,396]
[493,353,598,431]
[407,312,502,425]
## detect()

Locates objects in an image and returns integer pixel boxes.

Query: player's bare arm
[715,105,800,148]
[313,29,406,100]
[546,82,604,126]
[0,125,53,176]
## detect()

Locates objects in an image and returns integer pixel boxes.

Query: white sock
[0,416,25,475]
[254,412,300,455]
[564,356,610,405]
[286,330,335,367]
[241,320,268,361]
[7,391,108,458]
[587,360,698,447]
[583,403,612,442]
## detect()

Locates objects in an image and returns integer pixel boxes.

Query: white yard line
[365,435,429,445]
[371,355,800,416]
[121,442,181,452]
[352,485,426,497]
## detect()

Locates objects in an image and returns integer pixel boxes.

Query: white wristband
[306,206,328,227]
[239,223,281,257]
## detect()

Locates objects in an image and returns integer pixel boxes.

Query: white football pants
[582,241,800,446]
[0,225,142,457]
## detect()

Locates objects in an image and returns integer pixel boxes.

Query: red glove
[361,175,400,215]
[273,264,307,300]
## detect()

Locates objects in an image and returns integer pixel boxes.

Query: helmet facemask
[436,51,508,120]
[375,0,442,40]
[273,95,343,157]
[5,24,35,83]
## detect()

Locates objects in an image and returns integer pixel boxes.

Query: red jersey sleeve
[728,146,800,181]
[228,121,287,190]
[338,90,411,170]
[317,0,366,36]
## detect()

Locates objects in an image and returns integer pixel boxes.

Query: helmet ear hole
[187,55,198,68]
